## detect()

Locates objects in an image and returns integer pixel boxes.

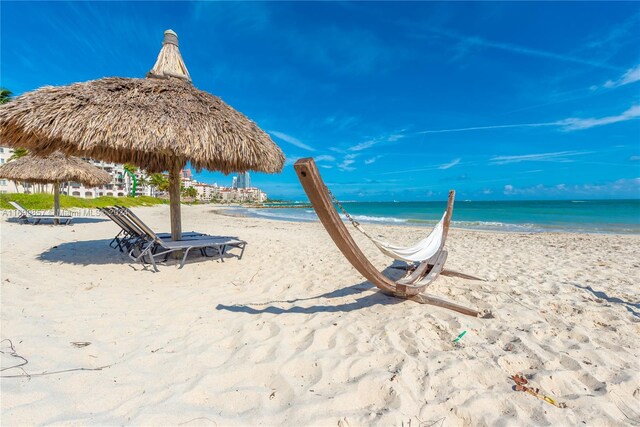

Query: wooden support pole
[53,183,61,224]
[169,161,182,241]
[53,184,61,217]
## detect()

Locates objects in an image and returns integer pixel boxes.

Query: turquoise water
[232,199,640,234]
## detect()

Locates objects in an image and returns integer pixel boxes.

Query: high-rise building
[237,172,250,189]
[231,176,238,189]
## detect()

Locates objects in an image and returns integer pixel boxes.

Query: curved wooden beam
[294,157,481,317]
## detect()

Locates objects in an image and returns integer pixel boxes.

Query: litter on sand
[511,374,567,408]
[453,331,467,342]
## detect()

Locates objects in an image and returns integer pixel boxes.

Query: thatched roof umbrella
[0,29,284,240]
[0,152,112,217]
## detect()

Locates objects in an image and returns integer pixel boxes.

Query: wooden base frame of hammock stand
[294,157,482,317]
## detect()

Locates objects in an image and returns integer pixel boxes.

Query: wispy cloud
[284,156,301,167]
[269,131,315,151]
[503,178,640,197]
[315,155,336,162]
[416,123,556,135]
[349,139,378,152]
[598,64,640,89]
[490,151,590,165]
[338,154,358,171]
[438,158,461,170]
[364,155,382,165]
[414,104,640,135]
[427,27,623,71]
[557,105,640,131]
[348,133,405,151]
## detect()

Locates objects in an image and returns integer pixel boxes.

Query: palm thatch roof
[0,30,284,175]
[0,152,112,186]
[0,77,284,174]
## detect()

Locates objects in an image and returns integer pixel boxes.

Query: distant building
[192,182,218,201]
[0,147,267,202]
[237,172,250,189]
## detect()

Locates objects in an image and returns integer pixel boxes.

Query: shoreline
[209,204,640,236]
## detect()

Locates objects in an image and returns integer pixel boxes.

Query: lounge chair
[114,206,207,241]
[104,206,246,271]
[9,201,73,225]
[99,207,205,252]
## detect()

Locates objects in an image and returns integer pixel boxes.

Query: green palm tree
[149,173,169,192]
[0,88,12,104]
[8,148,28,161]
[137,175,149,187]
[182,186,198,199]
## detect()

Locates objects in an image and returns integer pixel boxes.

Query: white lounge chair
[9,201,73,225]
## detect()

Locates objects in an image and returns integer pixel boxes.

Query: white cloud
[283,156,301,167]
[348,133,405,151]
[490,151,589,165]
[269,130,315,151]
[365,156,382,165]
[557,105,640,131]
[416,123,555,135]
[315,155,336,162]
[349,139,378,151]
[438,158,461,170]
[502,178,640,197]
[603,64,640,89]
[338,154,358,171]
[414,104,640,135]
[426,27,623,71]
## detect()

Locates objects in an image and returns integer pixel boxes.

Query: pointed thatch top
[0,152,112,186]
[147,29,191,82]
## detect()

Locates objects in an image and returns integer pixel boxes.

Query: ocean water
[232,199,640,234]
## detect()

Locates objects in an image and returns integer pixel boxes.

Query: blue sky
[1,1,639,201]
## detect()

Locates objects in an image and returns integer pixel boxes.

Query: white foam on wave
[351,214,408,223]
[246,208,317,222]
[453,220,543,233]
[226,208,639,234]
[238,208,408,225]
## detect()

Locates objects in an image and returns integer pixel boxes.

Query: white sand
[1,204,639,426]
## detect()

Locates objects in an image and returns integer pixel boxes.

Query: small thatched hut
[0,152,112,216]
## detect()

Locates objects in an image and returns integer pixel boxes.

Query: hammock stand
[295,157,485,317]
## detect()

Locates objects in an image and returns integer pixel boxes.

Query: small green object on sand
[453,331,467,342]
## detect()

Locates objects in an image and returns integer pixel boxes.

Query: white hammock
[353,211,447,263]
